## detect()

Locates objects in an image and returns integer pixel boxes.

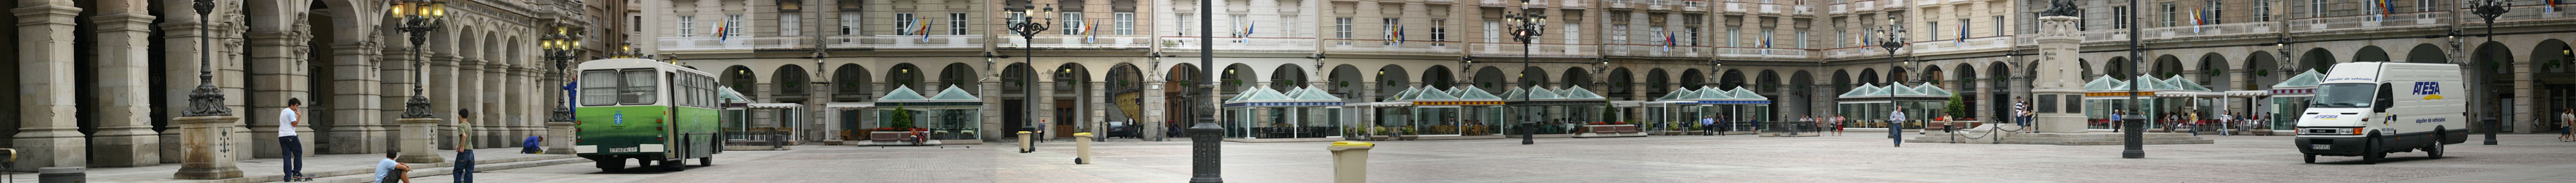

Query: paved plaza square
[380,134,2576,183]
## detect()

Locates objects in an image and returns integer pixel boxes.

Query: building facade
[646,0,2575,141]
[1,0,611,171]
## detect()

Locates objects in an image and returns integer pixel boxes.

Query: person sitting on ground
[522,136,544,154]
[375,148,412,183]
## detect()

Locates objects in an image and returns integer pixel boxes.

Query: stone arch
[1221,63,1257,93]
[1985,61,2013,119]
[1270,63,1309,89]
[1790,70,1816,116]
[1756,70,1781,92]
[1374,64,1410,97]
[1475,67,1508,91]
[2529,39,2570,74]
[1607,67,1636,98]
[2153,54,2183,78]
[938,62,978,92]
[1719,69,1747,89]
[1422,65,1457,89]
[2198,53,2229,90]
[2405,43,2447,64]
[773,64,812,102]
[1561,67,1593,89]
[1920,65,1942,86]
[1646,69,1671,96]
[2301,48,2336,71]
[1679,69,1705,89]
[2105,56,2131,79]
[724,65,760,100]
[2078,59,2095,81]
[1325,64,1363,99]
[832,64,872,102]
[1515,67,1546,89]
[1858,68,1880,85]
[1002,63,1037,97]
[2354,45,2391,63]
[887,63,925,90]
[2246,51,2281,89]
[1832,70,1852,92]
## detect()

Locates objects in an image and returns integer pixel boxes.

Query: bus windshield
[2309,83,2375,108]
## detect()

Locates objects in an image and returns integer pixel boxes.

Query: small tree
[1599,102,1618,123]
[889,106,916,130]
[1944,94,1969,119]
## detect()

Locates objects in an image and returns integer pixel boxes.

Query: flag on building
[917,17,933,42]
[1663,31,1676,51]
[1955,23,1969,47]
[1240,22,1255,43]
[2377,0,2393,21]
[2191,8,2205,33]
[2549,0,2560,13]
[1391,24,1406,45]
[714,21,730,42]
[1761,34,1773,55]
[1084,21,1099,43]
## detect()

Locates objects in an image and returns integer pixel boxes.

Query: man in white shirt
[2015,97,2032,133]
[281,98,307,180]
[1890,105,1906,147]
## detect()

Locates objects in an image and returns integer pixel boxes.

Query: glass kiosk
[2265,70,2324,130]
[1223,86,1349,139]
[873,85,984,141]
[1835,83,1952,130]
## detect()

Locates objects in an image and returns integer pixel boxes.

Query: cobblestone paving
[410,134,2576,183]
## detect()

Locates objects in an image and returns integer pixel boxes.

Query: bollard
[1018,131,1034,153]
[1073,132,1095,164]
[38,167,84,183]
[1328,141,1374,183]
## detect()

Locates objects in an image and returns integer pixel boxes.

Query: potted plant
[1369,127,1393,141]
[1397,127,1420,141]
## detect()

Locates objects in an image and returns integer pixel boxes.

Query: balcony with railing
[1609,0,1633,9]
[1000,34,1153,49]
[1430,0,1454,4]
[2287,11,2450,33]
[1909,36,2013,55]
[1760,4,1781,15]
[1794,5,1812,14]
[1831,4,1847,14]
[1646,0,1669,10]
[2481,5,2576,23]
[660,37,818,51]
[1680,1,1705,12]
[2138,22,2276,40]
[1482,0,1509,7]
[1605,44,1709,58]
[1915,0,1938,6]
[1563,0,1588,9]
[1824,46,1889,59]
[1882,0,1903,10]
[2079,29,2128,43]
[1857,1,1875,11]
[1722,2,1744,13]
[1715,48,1812,59]
[1162,37,1319,53]
[823,35,986,50]
[1325,40,1464,55]
[1470,42,1599,57]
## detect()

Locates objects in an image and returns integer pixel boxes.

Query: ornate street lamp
[1873,15,1910,146]
[1503,5,1545,145]
[183,0,232,116]
[392,0,449,119]
[1007,4,1054,143]
[2470,0,2509,146]
[545,26,583,124]
[2122,0,2146,158]
[1188,0,1224,182]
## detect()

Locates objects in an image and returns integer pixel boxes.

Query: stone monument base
[396,118,446,163]
[173,116,243,179]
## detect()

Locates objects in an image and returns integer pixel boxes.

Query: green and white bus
[573,59,724,171]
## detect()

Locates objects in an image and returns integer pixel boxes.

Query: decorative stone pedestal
[396,118,446,163]
[2030,15,2092,133]
[547,122,576,154]
[173,116,243,179]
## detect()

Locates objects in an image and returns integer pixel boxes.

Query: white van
[2293,62,2468,164]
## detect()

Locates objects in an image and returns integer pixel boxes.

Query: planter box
[865,131,939,146]
[1398,135,1421,141]
[1574,124,1647,138]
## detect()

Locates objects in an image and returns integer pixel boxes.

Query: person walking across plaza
[2110,109,2125,132]
[375,148,413,183]
[280,98,309,181]
[2561,108,2573,142]
[1889,105,1906,147]
[454,109,477,183]
[1832,114,1846,136]
[2014,97,2032,133]
[2217,111,2234,136]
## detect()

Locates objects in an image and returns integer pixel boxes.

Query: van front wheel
[2303,154,2317,163]
[2363,133,2385,164]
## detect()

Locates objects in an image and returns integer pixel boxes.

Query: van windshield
[2310,83,2375,108]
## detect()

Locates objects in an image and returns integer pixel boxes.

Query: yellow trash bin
[1073,132,1095,164]
[1328,141,1375,183]
[1018,131,1034,153]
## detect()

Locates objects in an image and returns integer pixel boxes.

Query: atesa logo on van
[2413,81,2445,100]
[2314,114,2340,120]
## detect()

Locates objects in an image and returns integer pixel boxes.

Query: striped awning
[2270,88,2314,94]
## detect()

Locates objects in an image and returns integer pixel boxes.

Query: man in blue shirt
[1890,105,1906,147]
[1700,115,1716,136]
[375,148,412,183]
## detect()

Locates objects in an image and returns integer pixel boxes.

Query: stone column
[1089,81,1108,140]
[2509,61,2534,132]
[432,54,459,149]
[10,2,88,171]
[249,31,314,158]
[326,41,388,154]
[2028,16,2089,133]
[507,66,533,147]
[91,8,163,167]
[482,62,506,148]
[395,118,445,163]
[459,59,485,149]
[172,116,244,179]
[1037,77,1056,140]
[380,48,421,152]
[1143,81,1166,141]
